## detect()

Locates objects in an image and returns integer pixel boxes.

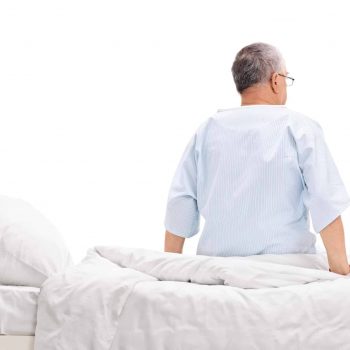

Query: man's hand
[329,264,350,275]
[164,230,185,254]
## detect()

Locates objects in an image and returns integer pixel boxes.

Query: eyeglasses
[278,73,295,87]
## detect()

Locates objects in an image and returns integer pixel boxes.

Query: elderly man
[163,42,350,275]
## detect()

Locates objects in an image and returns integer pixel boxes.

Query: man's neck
[241,97,277,106]
[240,89,278,106]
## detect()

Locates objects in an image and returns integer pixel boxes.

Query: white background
[1,0,349,262]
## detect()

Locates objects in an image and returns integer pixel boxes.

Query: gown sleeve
[296,120,350,233]
[163,132,200,238]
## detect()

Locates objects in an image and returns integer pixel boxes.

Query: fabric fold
[94,245,349,289]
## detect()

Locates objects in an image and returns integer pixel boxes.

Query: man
[163,42,350,275]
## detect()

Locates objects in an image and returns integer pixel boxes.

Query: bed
[33,245,350,350]
[0,285,38,350]
[2,195,350,349]
[1,245,350,349]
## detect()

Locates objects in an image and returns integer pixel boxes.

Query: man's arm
[293,120,350,274]
[164,230,185,254]
[320,215,350,275]
[163,131,201,249]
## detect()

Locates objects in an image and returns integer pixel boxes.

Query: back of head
[231,42,286,94]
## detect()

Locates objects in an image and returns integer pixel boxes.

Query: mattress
[0,285,39,335]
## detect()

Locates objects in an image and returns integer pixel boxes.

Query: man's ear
[270,72,279,94]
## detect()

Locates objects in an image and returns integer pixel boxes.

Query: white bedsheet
[0,285,39,335]
[34,246,350,350]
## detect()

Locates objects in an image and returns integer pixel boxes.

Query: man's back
[164,104,350,257]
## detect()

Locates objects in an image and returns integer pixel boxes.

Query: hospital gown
[164,104,350,256]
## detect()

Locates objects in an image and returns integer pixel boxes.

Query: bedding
[0,285,39,335]
[34,245,350,350]
[0,195,73,287]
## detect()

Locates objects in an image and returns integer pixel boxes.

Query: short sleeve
[296,120,350,233]
[163,132,200,238]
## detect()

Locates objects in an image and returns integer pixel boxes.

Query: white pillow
[0,195,73,287]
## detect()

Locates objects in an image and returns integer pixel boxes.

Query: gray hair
[231,42,286,94]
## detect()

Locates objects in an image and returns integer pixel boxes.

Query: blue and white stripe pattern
[164,104,350,257]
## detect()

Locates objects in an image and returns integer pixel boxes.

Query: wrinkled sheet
[34,246,350,350]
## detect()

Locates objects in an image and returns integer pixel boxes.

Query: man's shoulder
[195,106,323,136]
[194,112,218,135]
[214,105,321,126]
[285,107,322,131]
